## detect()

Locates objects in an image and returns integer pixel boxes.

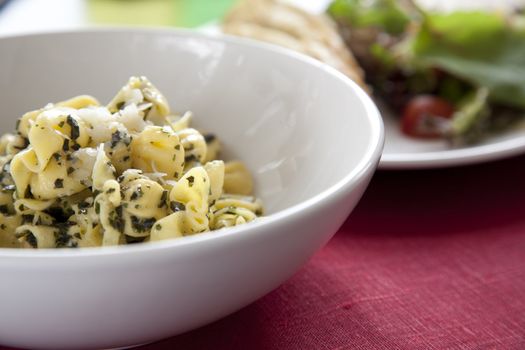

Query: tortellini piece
[0,134,16,155]
[204,160,225,203]
[150,167,212,241]
[177,128,207,165]
[0,214,21,248]
[209,194,263,230]
[169,167,211,233]
[16,95,99,139]
[0,76,263,249]
[107,76,170,125]
[223,161,254,195]
[131,125,185,180]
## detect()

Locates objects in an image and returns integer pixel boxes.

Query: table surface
[1,1,524,349]
[136,154,525,350]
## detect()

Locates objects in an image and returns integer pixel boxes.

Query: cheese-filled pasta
[0,76,263,249]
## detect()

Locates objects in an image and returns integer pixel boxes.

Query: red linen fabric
[3,155,525,349]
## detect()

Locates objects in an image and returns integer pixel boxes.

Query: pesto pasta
[0,76,263,249]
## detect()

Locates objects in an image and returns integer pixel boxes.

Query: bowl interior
[0,29,379,214]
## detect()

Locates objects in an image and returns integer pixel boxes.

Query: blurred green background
[88,0,237,27]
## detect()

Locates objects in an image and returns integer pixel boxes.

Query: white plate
[381,110,525,169]
[220,0,525,170]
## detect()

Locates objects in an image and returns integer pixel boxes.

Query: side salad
[328,0,525,144]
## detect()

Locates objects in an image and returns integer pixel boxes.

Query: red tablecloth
[3,155,525,349]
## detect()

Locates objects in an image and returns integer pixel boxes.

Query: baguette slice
[223,0,368,91]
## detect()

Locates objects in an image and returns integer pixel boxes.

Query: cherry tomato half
[401,95,455,138]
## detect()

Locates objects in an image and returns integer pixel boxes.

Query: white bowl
[0,29,383,349]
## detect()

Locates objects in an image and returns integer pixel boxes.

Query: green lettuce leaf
[450,87,490,142]
[410,11,525,109]
[328,0,410,35]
